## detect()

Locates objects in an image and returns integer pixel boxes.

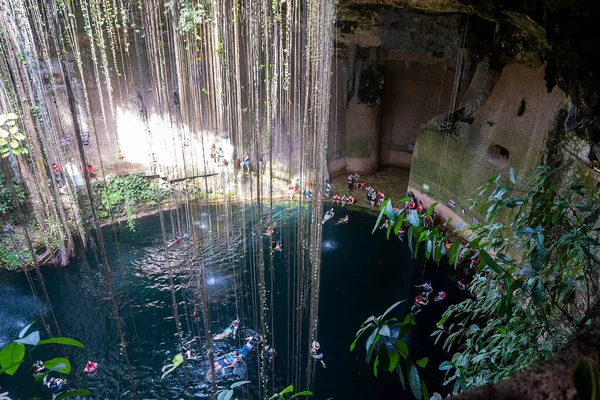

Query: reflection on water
[0,203,459,399]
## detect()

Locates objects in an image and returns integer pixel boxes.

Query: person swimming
[238,334,262,358]
[213,319,240,341]
[161,353,184,379]
[457,280,467,290]
[335,215,349,225]
[272,241,282,251]
[32,360,45,377]
[182,337,200,359]
[311,341,326,368]
[83,360,98,375]
[264,345,277,361]
[434,291,447,302]
[322,208,334,224]
[167,236,181,248]
[415,282,433,298]
[46,377,65,391]
[205,351,240,380]
[414,295,428,306]
[266,225,275,236]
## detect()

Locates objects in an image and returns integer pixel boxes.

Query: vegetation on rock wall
[95,175,168,231]
[368,165,600,396]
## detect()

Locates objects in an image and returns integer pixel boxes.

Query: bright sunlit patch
[322,240,338,252]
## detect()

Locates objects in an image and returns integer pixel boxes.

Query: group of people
[35,359,98,395]
[331,193,355,206]
[266,225,283,252]
[287,179,314,201]
[208,144,271,175]
[413,282,447,308]
[159,318,282,383]
[321,208,349,226]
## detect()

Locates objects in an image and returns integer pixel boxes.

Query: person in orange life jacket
[416,201,424,214]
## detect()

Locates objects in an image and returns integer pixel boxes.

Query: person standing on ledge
[353,172,360,190]
[347,173,353,190]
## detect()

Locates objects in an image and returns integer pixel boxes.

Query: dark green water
[0,204,461,399]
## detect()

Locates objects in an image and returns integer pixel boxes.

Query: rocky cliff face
[330,0,600,220]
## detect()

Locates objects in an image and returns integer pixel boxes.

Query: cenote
[3,0,600,399]
[0,204,461,399]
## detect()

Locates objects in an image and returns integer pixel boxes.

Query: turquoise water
[0,204,460,399]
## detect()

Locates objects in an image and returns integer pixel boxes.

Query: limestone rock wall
[330,6,471,176]
[409,65,565,225]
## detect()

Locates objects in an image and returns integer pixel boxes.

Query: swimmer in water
[414,295,429,307]
[322,208,334,224]
[167,236,181,248]
[272,241,282,251]
[161,353,184,379]
[237,333,262,358]
[266,225,275,236]
[335,215,349,225]
[32,360,45,377]
[434,291,447,302]
[213,319,240,341]
[264,345,277,361]
[311,341,326,368]
[83,360,98,374]
[206,351,240,380]
[457,280,467,290]
[183,337,201,359]
[415,282,433,299]
[46,377,65,391]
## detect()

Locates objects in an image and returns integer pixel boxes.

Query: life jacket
[85,363,97,374]
[438,292,446,300]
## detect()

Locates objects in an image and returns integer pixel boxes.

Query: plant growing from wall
[96,175,168,231]
[165,0,211,35]
[0,113,28,158]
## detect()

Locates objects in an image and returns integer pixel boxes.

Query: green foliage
[96,175,167,231]
[165,0,211,34]
[0,322,84,385]
[268,385,313,399]
[214,381,250,400]
[0,172,25,218]
[0,232,33,270]
[0,113,28,158]
[351,302,429,399]
[42,218,66,251]
[430,166,600,393]
[375,166,600,395]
